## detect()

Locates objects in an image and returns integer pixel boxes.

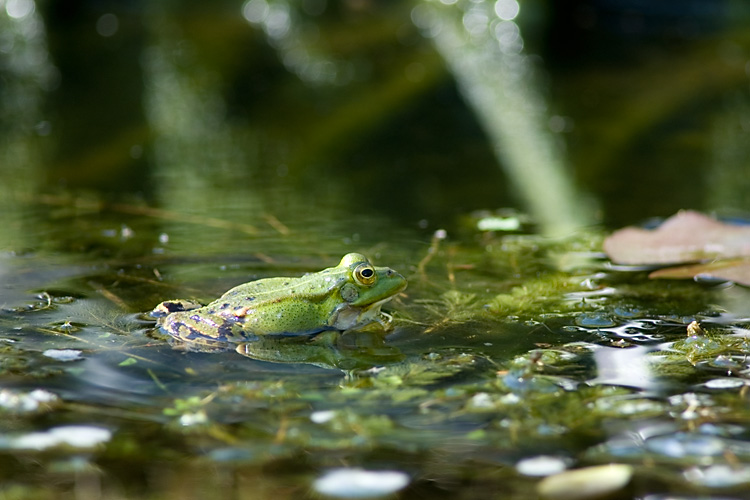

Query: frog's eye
[354,264,377,286]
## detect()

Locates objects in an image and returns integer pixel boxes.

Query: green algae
[649,325,750,382]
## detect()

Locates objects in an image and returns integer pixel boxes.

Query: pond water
[3,0,750,499]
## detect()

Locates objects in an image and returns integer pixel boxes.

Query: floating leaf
[603,211,750,265]
[604,211,750,286]
[649,258,750,287]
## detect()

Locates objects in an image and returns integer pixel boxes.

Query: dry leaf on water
[603,210,750,286]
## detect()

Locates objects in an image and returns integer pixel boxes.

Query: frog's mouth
[360,296,395,315]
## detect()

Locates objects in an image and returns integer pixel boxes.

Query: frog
[151,253,407,350]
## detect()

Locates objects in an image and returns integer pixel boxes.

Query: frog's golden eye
[354,264,377,286]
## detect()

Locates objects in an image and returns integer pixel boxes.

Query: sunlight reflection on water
[590,345,660,390]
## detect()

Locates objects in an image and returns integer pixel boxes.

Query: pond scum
[1,218,749,499]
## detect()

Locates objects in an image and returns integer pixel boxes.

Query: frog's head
[336,253,407,308]
[326,253,407,332]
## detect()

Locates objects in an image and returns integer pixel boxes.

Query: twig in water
[416,229,447,278]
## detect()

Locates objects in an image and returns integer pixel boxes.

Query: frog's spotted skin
[151,253,407,346]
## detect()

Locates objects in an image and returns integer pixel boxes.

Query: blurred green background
[3,0,749,239]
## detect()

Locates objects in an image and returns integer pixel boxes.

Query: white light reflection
[9,426,111,451]
[591,345,661,390]
[494,0,519,22]
[493,19,523,54]
[314,469,410,498]
[241,0,344,85]
[265,3,292,40]
[242,0,269,23]
[462,7,489,38]
[5,0,34,19]
[411,4,441,38]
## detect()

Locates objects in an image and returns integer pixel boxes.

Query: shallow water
[3,201,750,499]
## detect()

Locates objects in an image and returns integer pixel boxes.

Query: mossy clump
[649,325,750,381]
[485,274,592,319]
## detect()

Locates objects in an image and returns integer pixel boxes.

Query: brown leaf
[603,210,750,265]
[649,258,750,287]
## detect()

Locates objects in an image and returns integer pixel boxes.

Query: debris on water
[516,455,570,477]
[313,468,410,498]
[0,389,59,414]
[536,464,633,500]
[703,378,746,390]
[467,392,495,409]
[686,320,704,336]
[208,447,256,463]
[476,214,522,232]
[645,432,726,459]
[4,426,112,451]
[500,393,521,404]
[179,411,208,427]
[310,410,337,424]
[42,349,83,361]
[684,464,750,487]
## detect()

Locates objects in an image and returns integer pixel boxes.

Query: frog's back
[217,271,344,306]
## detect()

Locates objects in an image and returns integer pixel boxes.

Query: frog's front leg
[376,311,393,330]
[354,311,394,332]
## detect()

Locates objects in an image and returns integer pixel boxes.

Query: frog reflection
[151,253,407,368]
[236,329,405,370]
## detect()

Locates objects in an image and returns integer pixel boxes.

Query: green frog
[151,253,407,350]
